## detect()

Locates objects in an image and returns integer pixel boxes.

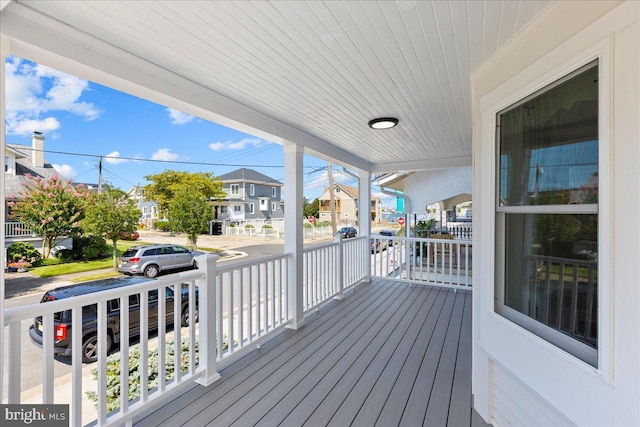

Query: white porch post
[0,34,9,403]
[358,169,371,283]
[284,143,305,329]
[195,253,221,386]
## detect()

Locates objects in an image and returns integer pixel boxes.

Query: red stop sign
[308,216,315,223]
[397,217,405,226]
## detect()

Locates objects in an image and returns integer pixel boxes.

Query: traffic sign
[308,216,315,224]
[397,217,405,226]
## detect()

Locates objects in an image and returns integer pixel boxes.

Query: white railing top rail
[303,240,338,254]
[217,252,293,273]
[371,234,472,244]
[4,270,203,324]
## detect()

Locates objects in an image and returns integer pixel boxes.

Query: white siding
[472,2,639,426]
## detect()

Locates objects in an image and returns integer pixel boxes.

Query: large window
[230,184,239,195]
[496,62,599,366]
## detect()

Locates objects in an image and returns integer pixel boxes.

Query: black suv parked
[29,276,198,363]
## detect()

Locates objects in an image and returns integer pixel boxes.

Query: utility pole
[327,162,337,234]
[98,156,103,194]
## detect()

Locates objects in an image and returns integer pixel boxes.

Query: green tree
[168,188,213,250]
[9,174,89,258]
[143,170,225,215]
[82,188,141,270]
[303,197,319,218]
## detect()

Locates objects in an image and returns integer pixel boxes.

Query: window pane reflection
[504,213,597,350]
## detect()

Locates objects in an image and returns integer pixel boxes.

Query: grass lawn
[30,241,224,278]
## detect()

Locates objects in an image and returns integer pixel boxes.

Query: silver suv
[118,244,202,278]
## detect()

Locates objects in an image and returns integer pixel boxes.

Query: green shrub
[261,224,273,229]
[303,222,313,228]
[86,337,227,412]
[7,242,42,266]
[82,236,111,259]
[55,249,76,262]
[245,224,254,229]
[40,257,63,266]
[317,221,332,227]
[154,221,173,232]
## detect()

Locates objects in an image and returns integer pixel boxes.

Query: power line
[34,147,320,169]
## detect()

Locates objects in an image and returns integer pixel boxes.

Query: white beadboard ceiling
[1,0,551,172]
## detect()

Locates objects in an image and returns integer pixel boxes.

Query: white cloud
[53,163,77,179]
[166,108,195,125]
[209,138,263,151]
[151,148,179,161]
[7,117,60,136]
[104,151,128,165]
[4,56,102,136]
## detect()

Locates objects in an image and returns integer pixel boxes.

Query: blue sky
[5,56,395,206]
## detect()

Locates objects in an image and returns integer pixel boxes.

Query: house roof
[218,168,282,186]
[5,143,59,198]
[0,1,553,174]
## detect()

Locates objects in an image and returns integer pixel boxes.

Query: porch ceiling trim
[371,155,471,174]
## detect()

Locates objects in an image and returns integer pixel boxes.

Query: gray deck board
[134,280,479,427]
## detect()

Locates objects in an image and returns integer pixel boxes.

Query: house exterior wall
[220,181,283,221]
[402,166,472,212]
[472,2,639,426]
[318,185,381,225]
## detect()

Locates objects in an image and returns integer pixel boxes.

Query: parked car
[121,231,140,240]
[379,229,396,245]
[371,229,397,253]
[29,276,198,363]
[118,244,203,278]
[337,226,358,239]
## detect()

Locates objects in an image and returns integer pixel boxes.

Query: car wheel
[181,306,199,327]
[144,264,159,278]
[81,333,112,363]
[192,259,198,270]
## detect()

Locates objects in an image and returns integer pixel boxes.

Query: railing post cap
[333,233,344,242]
[195,252,221,263]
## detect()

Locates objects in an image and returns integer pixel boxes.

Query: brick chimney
[31,132,45,168]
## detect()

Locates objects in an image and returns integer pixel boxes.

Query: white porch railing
[1,234,470,427]
[5,221,37,237]
[302,235,369,313]
[215,253,293,363]
[3,269,203,427]
[370,235,473,290]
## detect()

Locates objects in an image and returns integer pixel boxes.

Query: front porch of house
[134,279,481,427]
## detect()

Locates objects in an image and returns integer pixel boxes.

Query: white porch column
[284,143,305,329]
[358,169,371,283]
[0,34,9,403]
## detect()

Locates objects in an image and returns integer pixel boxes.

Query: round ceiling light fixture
[368,117,399,129]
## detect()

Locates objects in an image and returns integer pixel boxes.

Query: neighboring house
[318,184,382,226]
[374,166,472,230]
[211,168,284,223]
[127,185,159,229]
[4,132,71,250]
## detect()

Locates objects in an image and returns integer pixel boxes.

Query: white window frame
[230,184,239,195]
[484,40,612,379]
[272,202,277,211]
[249,203,254,214]
[272,187,276,197]
[249,184,255,196]
[233,205,242,213]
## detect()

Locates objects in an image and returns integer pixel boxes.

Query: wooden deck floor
[135,279,482,427]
